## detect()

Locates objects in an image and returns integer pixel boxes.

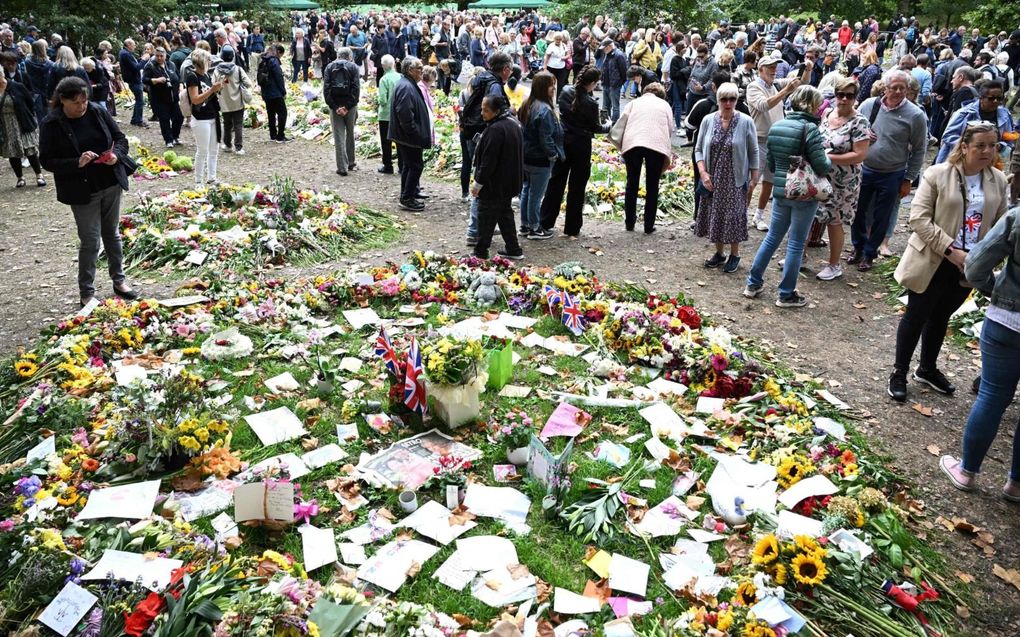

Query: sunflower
[791,552,828,586]
[751,534,780,565]
[771,562,788,585]
[793,535,826,558]
[14,360,39,378]
[736,580,758,606]
[742,621,777,637]
[776,455,814,488]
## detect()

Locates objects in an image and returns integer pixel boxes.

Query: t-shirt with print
[185,71,220,120]
[954,173,984,250]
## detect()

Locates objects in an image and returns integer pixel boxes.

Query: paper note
[455,535,519,571]
[339,543,367,565]
[695,396,726,415]
[644,436,672,461]
[499,384,533,398]
[244,407,308,446]
[828,529,875,559]
[336,423,359,442]
[462,484,531,528]
[688,528,726,543]
[433,552,476,591]
[157,294,209,308]
[634,496,698,537]
[265,372,300,393]
[778,474,839,509]
[25,435,56,463]
[584,549,612,578]
[553,588,602,614]
[76,480,161,521]
[536,365,558,376]
[639,402,688,440]
[301,444,347,470]
[356,539,439,592]
[233,481,295,522]
[751,596,807,633]
[520,332,546,348]
[300,525,339,571]
[247,453,309,480]
[647,377,688,397]
[776,510,825,539]
[184,249,208,265]
[471,564,537,607]
[499,312,538,329]
[210,512,239,541]
[608,554,650,597]
[342,308,382,330]
[38,582,98,636]
[816,389,849,410]
[812,417,846,441]
[399,500,477,545]
[113,363,148,386]
[539,402,589,439]
[339,357,363,373]
[82,550,183,591]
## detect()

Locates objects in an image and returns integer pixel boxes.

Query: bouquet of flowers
[421,337,484,386]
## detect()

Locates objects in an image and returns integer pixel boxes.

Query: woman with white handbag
[744,85,832,308]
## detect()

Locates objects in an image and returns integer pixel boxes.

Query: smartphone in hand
[94,150,115,164]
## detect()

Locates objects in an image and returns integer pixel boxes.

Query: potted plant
[421,337,487,428]
[428,453,472,508]
[490,408,534,465]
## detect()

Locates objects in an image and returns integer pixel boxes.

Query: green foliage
[554,0,710,30]
[7,0,176,52]
[963,5,1020,33]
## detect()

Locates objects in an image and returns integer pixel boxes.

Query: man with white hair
[375,54,401,174]
[323,47,361,176]
[850,69,927,272]
[119,38,149,127]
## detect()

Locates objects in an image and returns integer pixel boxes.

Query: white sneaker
[816,264,844,281]
[753,210,769,231]
[235,149,246,156]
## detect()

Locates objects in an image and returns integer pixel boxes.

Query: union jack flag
[375,327,399,376]
[544,284,561,313]
[561,292,585,336]
[403,336,427,415]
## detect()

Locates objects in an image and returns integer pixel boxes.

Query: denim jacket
[966,207,1020,312]
[935,99,1016,164]
[522,101,565,167]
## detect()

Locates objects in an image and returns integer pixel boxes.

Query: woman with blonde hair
[744,85,832,307]
[544,32,570,93]
[46,46,89,101]
[855,50,882,102]
[184,49,225,186]
[887,121,1008,401]
[631,29,661,72]
[815,76,871,281]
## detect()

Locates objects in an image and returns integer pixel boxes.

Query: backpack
[459,73,499,132]
[178,83,192,117]
[257,57,272,88]
[326,60,352,94]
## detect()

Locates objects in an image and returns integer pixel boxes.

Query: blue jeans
[468,196,480,238]
[747,196,819,299]
[851,167,905,259]
[129,83,144,124]
[962,319,1020,480]
[620,79,637,98]
[520,164,552,231]
[602,86,621,122]
[668,82,685,128]
[292,59,309,82]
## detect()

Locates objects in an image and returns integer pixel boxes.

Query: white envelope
[76,480,161,521]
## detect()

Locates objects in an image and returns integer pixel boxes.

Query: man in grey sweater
[849,70,928,270]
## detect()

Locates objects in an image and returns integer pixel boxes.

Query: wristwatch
[944,246,953,256]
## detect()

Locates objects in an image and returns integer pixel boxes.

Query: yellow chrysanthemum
[716,609,734,631]
[791,552,828,586]
[751,534,780,565]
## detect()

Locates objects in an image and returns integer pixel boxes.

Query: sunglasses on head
[835,91,855,99]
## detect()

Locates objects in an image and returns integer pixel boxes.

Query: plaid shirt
[733,65,757,99]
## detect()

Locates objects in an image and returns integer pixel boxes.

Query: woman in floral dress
[694,83,759,273]
[816,76,871,281]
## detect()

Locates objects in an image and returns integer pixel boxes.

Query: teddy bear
[469,271,501,306]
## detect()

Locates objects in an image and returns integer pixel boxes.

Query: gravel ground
[0,119,1016,635]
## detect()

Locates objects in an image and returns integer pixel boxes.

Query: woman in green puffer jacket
[744,85,832,308]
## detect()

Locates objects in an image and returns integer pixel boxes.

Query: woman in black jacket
[0,72,45,187]
[39,77,139,308]
[142,48,183,147]
[539,65,609,238]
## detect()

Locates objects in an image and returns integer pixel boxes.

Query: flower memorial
[118,176,398,273]
[0,251,961,637]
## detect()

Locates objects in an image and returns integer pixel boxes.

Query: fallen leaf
[847,282,859,288]
[449,505,477,526]
[853,302,867,309]
[377,507,396,522]
[955,571,975,584]
[301,437,320,451]
[911,403,933,417]
[537,619,555,637]
[535,577,552,603]
[993,564,1020,592]
[451,614,474,628]
[171,471,206,493]
[926,444,941,456]
[583,578,611,605]
[953,518,977,534]
[406,561,421,578]
[223,535,243,551]
[663,449,692,473]
[956,605,971,619]
[485,578,502,591]
[296,397,322,412]
[508,563,531,580]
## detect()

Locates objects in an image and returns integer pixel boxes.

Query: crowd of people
[2,8,1020,500]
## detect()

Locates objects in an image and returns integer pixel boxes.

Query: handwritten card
[38,582,98,636]
[82,550,183,591]
[647,377,688,397]
[244,407,308,446]
[157,294,209,308]
[399,500,477,545]
[300,525,338,571]
[25,435,56,463]
[184,249,209,265]
[76,480,161,521]
[233,481,295,522]
[608,553,650,597]
[357,539,438,592]
[342,308,381,330]
[336,423,359,442]
[639,402,688,440]
[539,402,589,439]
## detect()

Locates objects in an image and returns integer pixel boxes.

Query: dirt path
[1,123,1016,635]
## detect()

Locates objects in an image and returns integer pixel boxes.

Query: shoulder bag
[784,122,832,202]
[608,107,628,150]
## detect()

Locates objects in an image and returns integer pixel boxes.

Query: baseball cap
[757,54,780,69]
[600,38,614,48]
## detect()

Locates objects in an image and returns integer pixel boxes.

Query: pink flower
[0,519,14,532]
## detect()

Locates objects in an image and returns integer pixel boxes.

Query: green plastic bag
[486,341,513,390]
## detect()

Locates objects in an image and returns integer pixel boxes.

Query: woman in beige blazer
[889,121,1008,402]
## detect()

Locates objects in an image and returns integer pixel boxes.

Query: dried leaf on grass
[449,504,477,526]
[508,563,531,580]
[925,444,941,456]
[993,564,1020,592]
[955,571,975,584]
[912,403,934,417]
[406,561,421,578]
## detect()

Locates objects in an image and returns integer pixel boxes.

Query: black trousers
[623,147,665,232]
[459,131,477,197]
[8,155,41,178]
[550,67,568,94]
[397,144,424,202]
[152,98,183,144]
[540,136,592,236]
[474,197,522,258]
[379,120,399,171]
[222,110,244,150]
[265,97,287,140]
[894,259,972,373]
